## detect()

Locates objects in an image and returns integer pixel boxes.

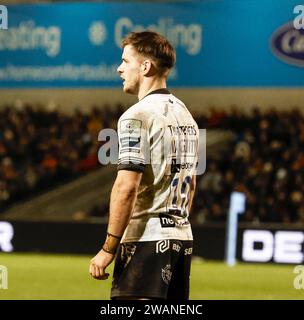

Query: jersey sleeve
[117,112,148,173]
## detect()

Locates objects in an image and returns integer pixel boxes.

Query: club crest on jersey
[120,119,142,150]
[161,264,172,285]
[120,119,142,135]
[121,243,137,268]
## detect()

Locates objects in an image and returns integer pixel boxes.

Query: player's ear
[141,59,153,76]
[141,60,150,73]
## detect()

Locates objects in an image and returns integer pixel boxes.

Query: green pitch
[0,253,303,299]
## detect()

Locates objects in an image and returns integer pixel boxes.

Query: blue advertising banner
[0,0,303,88]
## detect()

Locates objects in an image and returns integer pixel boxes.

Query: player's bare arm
[89,170,142,280]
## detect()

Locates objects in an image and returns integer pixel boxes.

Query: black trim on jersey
[117,163,145,173]
[145,88,170,97]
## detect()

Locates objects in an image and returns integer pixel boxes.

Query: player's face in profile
[117,45,143,95]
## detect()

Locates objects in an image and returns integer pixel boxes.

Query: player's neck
[137,77,167,101]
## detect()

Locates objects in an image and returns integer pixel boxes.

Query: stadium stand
[192,107,304,225]
[0,104,303,225]
[0,103,123,213]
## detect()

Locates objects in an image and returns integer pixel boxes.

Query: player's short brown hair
[121,31,176,76]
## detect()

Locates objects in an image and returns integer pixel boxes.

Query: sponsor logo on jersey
[176,220,190,227]
[159,214,175,228]
[184,247,193,255]
[172,243,181,253]
[167,125,197,136]
[156,239,170,253]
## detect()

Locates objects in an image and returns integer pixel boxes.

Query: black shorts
[110,239,193,300]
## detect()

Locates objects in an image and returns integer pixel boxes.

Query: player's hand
[89,249,115,280]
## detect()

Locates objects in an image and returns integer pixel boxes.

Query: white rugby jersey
[117,89,199,242]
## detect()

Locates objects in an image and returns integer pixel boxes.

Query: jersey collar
[144,88,171,98]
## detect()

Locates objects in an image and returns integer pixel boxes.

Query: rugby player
[90,31,199,300]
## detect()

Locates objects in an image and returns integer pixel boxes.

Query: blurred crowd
[0,103,304,225]
[191,107,304,225]
[0,103,123,211]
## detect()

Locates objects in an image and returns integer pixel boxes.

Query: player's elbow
[118,184,138,196]
[114,180,139,198]
[114,170,142,197]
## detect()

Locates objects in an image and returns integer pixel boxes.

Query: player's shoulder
[171,94,187,108]
[119,98,159,124]
[118,102,138,122]
[170,95,198,125]
[117,102,148,136]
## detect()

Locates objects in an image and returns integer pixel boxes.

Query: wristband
[107,232,122,240]
[102,245,116,255]
[101,232,122,255]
